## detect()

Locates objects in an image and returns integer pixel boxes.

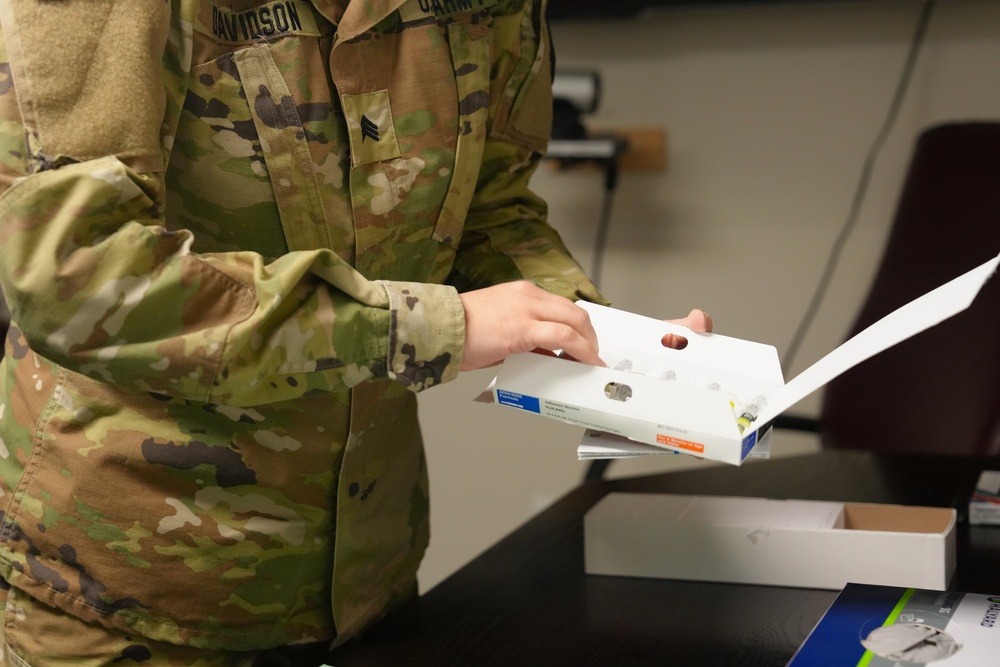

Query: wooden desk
[327,450,1000,666]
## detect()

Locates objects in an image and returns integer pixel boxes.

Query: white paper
[577,429,680,458]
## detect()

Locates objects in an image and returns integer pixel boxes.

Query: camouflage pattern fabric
[0,0,603,654]
[0,581,260,666]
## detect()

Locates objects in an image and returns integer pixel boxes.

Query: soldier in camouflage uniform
[0,0,709,664]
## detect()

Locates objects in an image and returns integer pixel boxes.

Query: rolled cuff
[380,280,465,391]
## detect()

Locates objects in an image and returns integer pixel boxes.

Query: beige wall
[416,0,1000,592]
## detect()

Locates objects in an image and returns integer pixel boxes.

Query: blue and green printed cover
[788,583,1000,666]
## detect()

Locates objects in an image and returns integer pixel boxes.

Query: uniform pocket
[232,44,334,252]
[167,53,291,259]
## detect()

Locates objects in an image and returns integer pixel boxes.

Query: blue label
[740,430,757,459]
[496,389,541,413]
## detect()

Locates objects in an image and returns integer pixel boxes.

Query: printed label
[657,434,704,454]
[398,0,498,22]
[496,389,541,413]
[200,1,322,44]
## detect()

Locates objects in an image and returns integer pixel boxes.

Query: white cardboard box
[584,493,957,590]
[488,253,1000,466]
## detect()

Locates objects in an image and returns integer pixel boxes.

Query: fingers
[526,317,604,367]
[662,308,713,350]
[660,333,690,350]
[459,281,604,371]
[513,283,602,365]
[460,281,712,372]
[666,308,713,333]
[687,308,713,333]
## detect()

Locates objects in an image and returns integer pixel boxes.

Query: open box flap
[758,251,1000,424]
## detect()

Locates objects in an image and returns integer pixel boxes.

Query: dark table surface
[327,450,1000,666]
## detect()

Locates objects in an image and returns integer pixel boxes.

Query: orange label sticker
[657,435,704,454]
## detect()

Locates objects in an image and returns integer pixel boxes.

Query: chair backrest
[820,122,1000,457]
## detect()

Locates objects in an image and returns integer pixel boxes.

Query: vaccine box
[487,253,999,466]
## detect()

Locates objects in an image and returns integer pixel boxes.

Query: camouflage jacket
[0,0,601,652]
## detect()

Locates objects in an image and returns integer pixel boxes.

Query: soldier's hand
[459,281,604,371]
[662,308,713,349]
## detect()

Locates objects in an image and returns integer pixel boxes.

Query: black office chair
[778,122,1000,457]
[586,121,1000,481]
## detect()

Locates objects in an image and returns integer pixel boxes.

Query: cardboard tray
[584,493,956,591]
